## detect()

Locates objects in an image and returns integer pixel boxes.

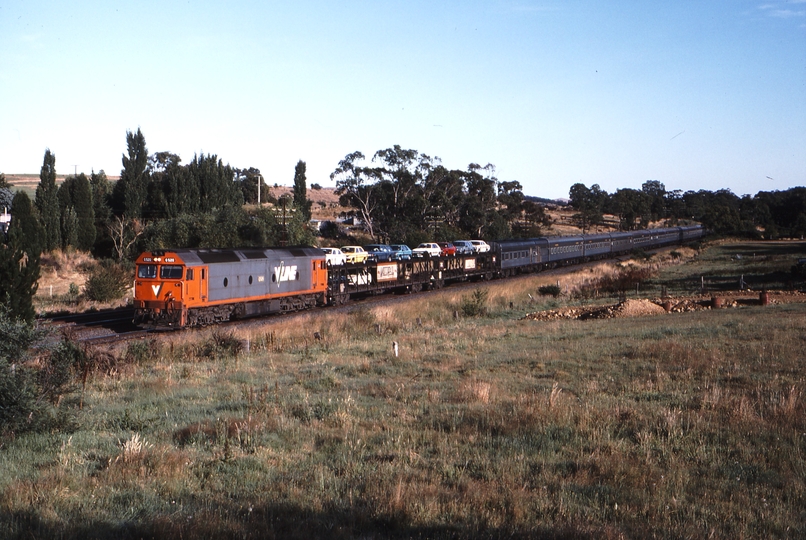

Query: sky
[1,1,804,200]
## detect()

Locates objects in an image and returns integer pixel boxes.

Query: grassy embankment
[2,242,805,538]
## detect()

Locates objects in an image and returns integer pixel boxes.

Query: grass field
[2,243,805,539]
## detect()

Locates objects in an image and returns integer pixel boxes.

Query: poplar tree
[111,129,149,217]
[58,174,95,251]
[293,160,312,222]
[90,170,112,247]
[35,149,61,251]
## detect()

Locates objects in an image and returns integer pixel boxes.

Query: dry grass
[3,241,806,539]
[35,250,133,313]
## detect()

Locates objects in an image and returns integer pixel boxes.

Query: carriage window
[160,265,183,279]
[138,264,157,278]
[248,275,253,285]
[223,278,229,287]
[186,269,194,280]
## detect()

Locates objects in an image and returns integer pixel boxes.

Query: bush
[84,259,132,302]
[460,288,489,317]
[0,307,83,436]
[39,340,86,404]
[0,357,42,436]
[198,331,244,360]
[538,285,562,297]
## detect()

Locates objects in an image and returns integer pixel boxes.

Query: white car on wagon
[470,240,491,253]
[321,247,347,266]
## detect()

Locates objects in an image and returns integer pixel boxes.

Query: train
[133,225,703,328]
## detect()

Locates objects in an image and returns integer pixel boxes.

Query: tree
[0,173,12,212]
[109,216,144,261]
[497,180,525,229]
[90,170,112,250]
[642,180,667,222]
[0,192,43,322]
[292,160,312,221]
[57,174,95,251]
[186,153,242,213]
[459,164,500,238]
[569,183,607,232]
[613,188,651,230]
[422,164,464,233]
[332,151,382,240]
[35,149,61,251]
[371,146,433,241]
[0,188,12,213]
[235,167,268,205]
[111,129,150,218]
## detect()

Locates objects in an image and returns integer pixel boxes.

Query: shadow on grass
[3,501,614,540]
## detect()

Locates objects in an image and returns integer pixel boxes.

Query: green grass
[657,240,806,294]
[2,245,806,538]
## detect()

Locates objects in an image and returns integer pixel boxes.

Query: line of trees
[569,180,806,238]
[0,130,316,321]
[331,146,549,246]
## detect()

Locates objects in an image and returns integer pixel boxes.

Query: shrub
[84,259,132,302]
[125,339,161,365]
[0,357,43,436]
[460,288,489,317]
[538,284,562,297]
[39,340,86,404]
[0,307,83,436]
[198,331,244,359]
[66,282,80,304]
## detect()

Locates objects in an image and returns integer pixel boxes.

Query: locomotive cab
[134,251,206,327]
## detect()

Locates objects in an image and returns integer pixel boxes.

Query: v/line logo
[273,265,298,283]
[151,284,162,296]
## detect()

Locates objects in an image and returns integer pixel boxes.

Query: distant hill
[525,195,569,206]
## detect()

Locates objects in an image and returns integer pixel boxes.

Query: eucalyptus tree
[569,182,607,233]
[332,151,383,240]
[460,163,499,238]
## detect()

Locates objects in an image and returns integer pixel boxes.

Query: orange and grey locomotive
[134,247,328,327]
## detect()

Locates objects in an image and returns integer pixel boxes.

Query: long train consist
[133,225,703,327]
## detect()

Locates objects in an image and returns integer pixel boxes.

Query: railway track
[42,307,151,345]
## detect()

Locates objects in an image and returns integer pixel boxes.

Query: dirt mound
[523,299,669,321]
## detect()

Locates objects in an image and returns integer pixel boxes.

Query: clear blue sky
[1,1,804,199]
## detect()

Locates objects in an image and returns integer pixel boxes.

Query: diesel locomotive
[134,225,703,328]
